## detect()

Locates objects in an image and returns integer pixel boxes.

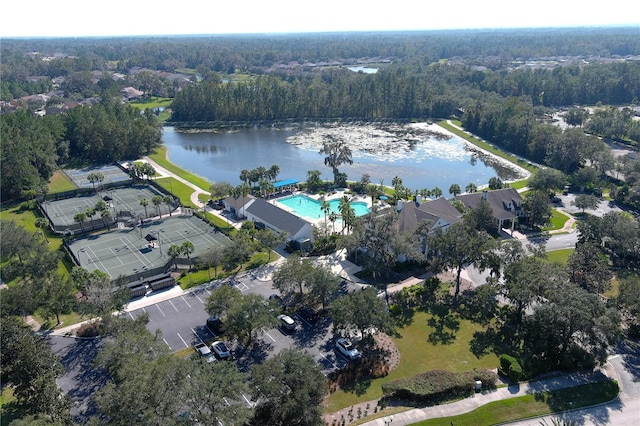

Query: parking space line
[176,332,189,348]
[128,312,135,320]
[169,299,179,312]
[242,394,253,407]
[235,282,249,291]
[223,397,230,406]
[181,295,192,308]
[263,329,276,342]
[155,304,166,317]
[194,294,204,304]
[163,338,172,350]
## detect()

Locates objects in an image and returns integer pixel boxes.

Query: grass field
[323,310,498,412]
[543,209,571,231]
[438,120,539,175]
[48,170,77,193]
[545,248,574,266]
[148,146,212,192]
[412,380,618,426]
[154,176,197,208]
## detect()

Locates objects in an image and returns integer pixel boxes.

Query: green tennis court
[66,215,230,281]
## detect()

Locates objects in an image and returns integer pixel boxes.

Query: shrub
[499,354,523,382]
[381,369,475,404]
[76,322,100,337]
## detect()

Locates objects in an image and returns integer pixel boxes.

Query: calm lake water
[161,124,525,192]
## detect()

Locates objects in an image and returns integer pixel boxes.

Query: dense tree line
[3,28,639,77]
[169,60,640,125]
[1,99,161,200]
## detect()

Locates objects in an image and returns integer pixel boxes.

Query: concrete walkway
[141,155,209,208]
[361,370,612,426]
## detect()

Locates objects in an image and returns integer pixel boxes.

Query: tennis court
[66,215,231,281]
[64,164,131,188]
[41,185,170,232]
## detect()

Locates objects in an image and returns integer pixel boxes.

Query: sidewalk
[360,370,611,426]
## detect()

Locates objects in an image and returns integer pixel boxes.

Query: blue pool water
[277,194,369,220]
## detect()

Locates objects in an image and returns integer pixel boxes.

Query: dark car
[268,294,285,310]
[206,317,225,335]
[297,306,319,324]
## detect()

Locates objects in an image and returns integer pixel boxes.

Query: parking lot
[127,273,354,377]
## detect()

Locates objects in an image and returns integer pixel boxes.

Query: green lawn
[154,176,197,208]
[129,97,172,110]
[323,310,498,412]
[48,170,77,193]
[543,209,571,231]
[412,380,618,426]
[438,121,538,175]
[148,146,212,192]
[545,249,574,266]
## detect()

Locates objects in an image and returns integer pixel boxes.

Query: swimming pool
[277,194,369,220]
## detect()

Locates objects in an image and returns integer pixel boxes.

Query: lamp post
[165,178,173,195]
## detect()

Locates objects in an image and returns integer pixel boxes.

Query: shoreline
[430,121,532,185]
[160,119,533,195]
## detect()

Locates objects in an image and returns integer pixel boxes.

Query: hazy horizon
[2,0,638,38]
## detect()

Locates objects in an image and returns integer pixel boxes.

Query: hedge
[381,369,497,404]
[499,354,523,382]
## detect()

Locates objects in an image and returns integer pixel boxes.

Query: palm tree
[86,207,96,230]
[74,212,87,234]
[268,164,280,182]
[163,195,174,217]
[329,211,338,234]
[152,195,163,218]
[140,198,149,218]
[338,195,354,234]
[181,241,195,271]
[101,209,112,231]
[367,184,380,205]
[465,183,478,194]
[320,198,331,233]
[449,184,461,197]
[431,187,443,198]
[239,169,250,186]
[168,244,181,270]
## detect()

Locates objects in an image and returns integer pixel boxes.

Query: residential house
[455,188,524,232]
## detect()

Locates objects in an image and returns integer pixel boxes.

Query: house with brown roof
[455,188,524,232]
[396,196,462,235]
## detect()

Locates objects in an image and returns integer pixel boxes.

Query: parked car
[194,342,215,363]
[297,306,319,324]
[277,314,296,331]
[211,341,231,360]
[336,338,360,360]
[206,317,225,335]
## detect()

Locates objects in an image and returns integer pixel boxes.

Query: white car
[211,341,231,360]
[336,338,360,360]
[277,314,296,331]
[194,342,215,363]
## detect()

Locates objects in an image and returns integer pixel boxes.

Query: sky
[2,0,638,38]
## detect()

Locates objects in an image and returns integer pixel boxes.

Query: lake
[161,122,528,192]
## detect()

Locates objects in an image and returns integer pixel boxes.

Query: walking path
[141,155,209,208]
[358,370,613,426]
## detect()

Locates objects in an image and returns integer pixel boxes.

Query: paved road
[505,340,640,426]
